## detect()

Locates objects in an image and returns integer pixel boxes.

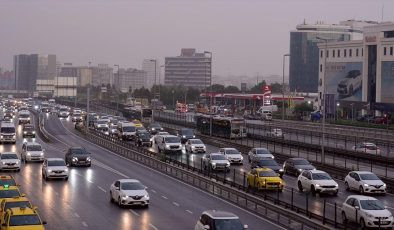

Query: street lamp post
[149,59,157,122]
[86,61,91,133]
[204,51,213,136]
[114,64,120,114]
[159,65,164,101]
[282,54,290,120]
[172,90,175,109]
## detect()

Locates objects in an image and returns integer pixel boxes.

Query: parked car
[219,148,243,165]
[248,148,274,163]
[283,158,315,176]
[352,142,381,155]
[297,170,338,196]
[250,158,284,178]
[195,210,248,230]
[64,147,91,167]
[202,153,230,172]
[344,171,386,194]
[356,114,375,122]
[341,195,393,229]
[185,139,206,153]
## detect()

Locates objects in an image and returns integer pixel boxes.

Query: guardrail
[72,125,347,230]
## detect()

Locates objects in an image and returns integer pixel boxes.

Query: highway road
[55,113,394,227]
[34,113,285,230]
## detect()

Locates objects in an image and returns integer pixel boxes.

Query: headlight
[226,163,230,167]
[16,161,20,164]
[191,146,195,149]
[240,156,243,161]
[211,162,216,166]
[364,183,369,187]
[151,128,156,131]
[193,135,196,138]
[72,157,78,161]
[27,152,31,156]
[298,169,303,172]
[122,195,128,199]
[144,195,149,199]
[64,169,68,172]
[279,169,284,172]
[315,184,320,187]
[2,162,5,165]
[335,184,338,187]
[182,135,186,138]
[166,144,170,148]
[48,169,52,172]
[23,131,27,134]
[27,118,30,120]
[365,213,374,218]
[383,183,386,187]
[32,131,35,134]
[86,157,91,161]
[40,152,44,156]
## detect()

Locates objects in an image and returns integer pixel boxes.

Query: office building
[0,70,14,90]
[142,59,160,89]
[91,64,114,87]
[164,49,211,89]
[115,68,147,93]
[59,64,92,87]
[289,20,377,93]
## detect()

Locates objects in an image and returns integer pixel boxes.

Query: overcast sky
[1,0,393,78]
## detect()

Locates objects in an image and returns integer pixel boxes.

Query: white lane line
[87,179,93,183]
[82,221,88,227]
[173,202,180,207]
[186,210,193,214]
[74,212,80,218]
[129,209,140,216]
[326,202,342,209]
[149,223,159,230]
[97,186,107,193]
[161,195,168,200]
[151,189,157,193]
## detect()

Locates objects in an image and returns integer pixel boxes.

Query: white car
[202,153,230,172]
[185,139,206,153]
[341,195,393,229]
[21,142,45,162]
[109,179,149,208]
[268,128,284,138]
[195,210,248,230]
[109,124,118,136]
[248,148,274,163]
[42,158,69,180]
[345,171,386,194]
[337,70,362,97]
[219,148,243,164]
[297,170,338,196]
[0,152,20,172]
[156,135,182,153]
[153,132,170,144]
[71,113,83,122]
[352,142,381,155]
[94,119,109,130]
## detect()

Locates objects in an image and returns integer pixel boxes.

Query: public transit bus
[196,115,247,139]
[125,107,152,123]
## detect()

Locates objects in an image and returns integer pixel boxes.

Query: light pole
[351,103,354,121]
[86,61,91,133]
[204,51,213,136]
[159,65,164,101]
[114,64,120,114]
[172,90,175,109]
[282,54,290,120]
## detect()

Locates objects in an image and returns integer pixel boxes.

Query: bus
[124,107,152,123]
[196,115,247,139]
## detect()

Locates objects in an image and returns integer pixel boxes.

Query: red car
[374,116,390,124]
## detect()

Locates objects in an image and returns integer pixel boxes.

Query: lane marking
[82,221,88,227]
[149,223,159,230]
[97,186,107,193]
[87,179,93,183]
[186,210,193,214]
[173,202,180,207]
[161,195,168,200]
[129,209,140,216]
[151,189,157,193]
[74,212,80,218]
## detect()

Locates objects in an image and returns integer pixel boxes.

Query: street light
[86,61,91,133]
[114,64,120,114]
[159,65,164,101]
[204,51,213,136]
[282,54,290,120]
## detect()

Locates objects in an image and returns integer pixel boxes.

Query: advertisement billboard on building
[324,62,363,102]
[381,61,394,104]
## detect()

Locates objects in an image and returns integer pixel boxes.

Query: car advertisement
[324,62,363,102]
[381,61,394,104]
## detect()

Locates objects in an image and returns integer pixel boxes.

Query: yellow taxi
[247,167,284,191]
[1,207,46,230]
[0,186,22,203]
[0,176,16,187]
[0,197,32,223]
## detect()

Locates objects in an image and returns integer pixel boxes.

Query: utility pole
[204,51,213,136]
[282,54,290,120]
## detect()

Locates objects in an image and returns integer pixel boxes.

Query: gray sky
[1,0,393,78]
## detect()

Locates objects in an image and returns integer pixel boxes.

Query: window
[346,198,355,206]
[384,47,387,55]
[362,48,364,56]
[356,48,359,56]
[337,49,340,57]
[320,50,323,58]
[349,49,352,57]
[332,50,335,58]
[391,47,393,55]
[320,64,322,72]
[344,49,347,57]
[326,50,329,58]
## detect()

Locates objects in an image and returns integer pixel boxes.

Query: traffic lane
[57,117,285,230]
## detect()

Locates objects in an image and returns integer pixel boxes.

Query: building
[13,54,56,92]
[289,20,377,93]
[318,22,394,115]
[59,64,92,87]
[54,77,77,97]
[0,70,14,90]
[115,68,147,93]
[91,64,114,87]
[142,59,160,89]
[165,49,212,89]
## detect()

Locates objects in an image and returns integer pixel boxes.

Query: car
[185,139,206,153]
[1,207,47,229]
[202,153,230,172]
[267,128,284,138]
[148,123,164,135]
[94,119,109,130]
[352,142,381,155]
[356,114,375,122]
[195,210,248,230]
[71,112,83,122]
[0,153,20,172]
[17,110,30,125]
[248,148,274,163]
[246,168,283,191]
[109,124,118,136]
[283,158,315,176]
[72,108,82,115]
[219,148,243,165]
[337,70,362,97]
[0,185,22,202]
[297,170,338,196]
[109,179,149,208]
[21,142,45,162]
[345,171,386,195]
[135,131,152,147]
[153,131,170,144]
[0,122,16,144]
[341,195,394,229]
[156,135,182,154]
[58,106,70,118]
[65,147,91,167]
[0,196,33,222]
[177,128,195,143]
[42,158,69,180]
[251,158,284,178]
[117,121,137,140]
[22,124,35,138]
[0,175,16,186]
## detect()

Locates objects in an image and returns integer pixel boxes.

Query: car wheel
[144,204,149,209]
[341,211,347,224]
[345,182,350,191]
[248,157,251,163]
[311,186,316,195]
[203,163,207,170]
[65,177,68,181]
[109,192,114,203]
[298,181,303,192]
[360,218,366,229]
[359,186,364,194]
[118,197,123,207]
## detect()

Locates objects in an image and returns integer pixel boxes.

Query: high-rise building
[115,68,147,93]
[165,49,211,89]
[0,70,14,90]
[91,64,114,87]
[59,64,92,87]
[142,59,159,89]
[289,20,377,93]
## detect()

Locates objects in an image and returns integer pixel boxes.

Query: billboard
[324,62,363,102]
[381,61,394,104]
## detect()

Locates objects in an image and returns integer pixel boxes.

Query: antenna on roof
[381,3,384,22]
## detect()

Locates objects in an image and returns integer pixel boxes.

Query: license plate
[271,185,278,188]
[380,221,389,225]
[80,161,85,163]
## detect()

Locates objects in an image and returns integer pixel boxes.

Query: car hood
[1,159,19,163]
[191,144,205,148]
[211,160,230,164]
[226,154,242,159]
[255,154,274,159]
[9,226,45,230]
[71,154,90,159]
[27,151,44,156]
[47,166,67,171]
[122,189,148,197]
[181,134,194,138]
[361,180,385,186]
[314,180,337,186]
[295,165,315,170]
[364,209,392,218]
[257,176,282,183]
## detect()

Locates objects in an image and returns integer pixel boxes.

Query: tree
[249,80,267,93]
[207,84,225,93]
[270,82,282,94]
[224,85,240,93]
[293,102,314,113]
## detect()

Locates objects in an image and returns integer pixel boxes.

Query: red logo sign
[262,85,271,93]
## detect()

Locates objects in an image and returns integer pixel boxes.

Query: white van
[18,110,31,125]
[260,110,272,121]
[117,121,136,140]
[156,135,182,154]
[0,122,16,143]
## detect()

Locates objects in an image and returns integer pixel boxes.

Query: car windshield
[211,155,227,160]
[1,154,18,159]
[190,139,203,144]
[27,145,42,151]
[0,179,16,186]
[60,108,68,112]
[259,171,278,177]
[9,215,41,226]
[70,148,88,154]
[139,133,150,138]
[0,190,20,198]
[226,149,240,155]
[365,145,377,150]
[121,182,145,190]
[213,219,243,230]
[180,129,193,135]
[123,126,136,132]
[150,124,162,128]
[4,201,32,210]
[74,113,81,116]
[259,159,278,166]
[1,127,15,133]
[19,114,29,118]
[48,160,66,166]
[360,200,385,210]
[23,126,34,131]
[256,149,270,155]
[165,137,180,143]
[98,120,107,124]
[360,173,380,180]
[312,173,332,180]
[293,159,310,165]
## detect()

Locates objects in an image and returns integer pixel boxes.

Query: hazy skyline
[1,0,393,78]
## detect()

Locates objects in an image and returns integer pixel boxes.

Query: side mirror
[42,221,47,225]
[355,206,360,210]
[244,225,248,229]
[203,225,210,230]
[21,193,26,197]
[115,187,120,191]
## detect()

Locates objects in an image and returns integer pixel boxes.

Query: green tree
[224,85,240,93]
[249,80,267,93]
[270,82,282,94]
